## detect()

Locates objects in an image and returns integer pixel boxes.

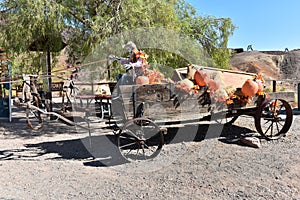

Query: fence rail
[265,79,299,109]
[15,82,64,93]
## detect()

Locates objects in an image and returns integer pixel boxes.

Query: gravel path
[0,107,299,200]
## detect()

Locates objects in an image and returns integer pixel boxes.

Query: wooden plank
[135,83,172,103]
[269,92,296,103]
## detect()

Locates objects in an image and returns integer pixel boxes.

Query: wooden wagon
[18,66,293,162]
[112,65,293,161]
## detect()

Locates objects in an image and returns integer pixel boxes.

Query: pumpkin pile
[175,65,266,106]
[134,68,166,85]
[226,74,265,105]
[175,67,227,101]
[143,69,165,84]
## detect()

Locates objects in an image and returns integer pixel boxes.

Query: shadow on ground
[0,106,94,139]
[0,120,257,167]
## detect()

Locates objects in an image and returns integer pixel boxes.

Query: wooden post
[91,82,94,95]
[107,58,111,80]
[298,83,300,111]
[272,80,276,92]
[46,50,55,119]
[8,61,12,122]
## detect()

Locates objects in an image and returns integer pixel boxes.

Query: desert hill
[230,49,300,81]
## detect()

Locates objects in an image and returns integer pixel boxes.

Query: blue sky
[186,0,300,51]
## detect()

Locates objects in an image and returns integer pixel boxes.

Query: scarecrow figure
[113,41,149,84]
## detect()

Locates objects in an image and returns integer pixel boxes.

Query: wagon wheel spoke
[278,104,284,113]
[29,109,40,119]
[277,121,284,127]
[275,121,280,134]
[141,146,146,159]
[120,130,139,140]
[273,99,278,111]
[270,122,274,137]
[119,135,136,141]
[143,143,156,153]
[119,142,137,149]
[124,148,133,156]
[264,122,273,136]
[263,119,272,125]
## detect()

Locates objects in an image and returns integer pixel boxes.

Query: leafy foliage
[0,0,235,79]
[174,0,235,69]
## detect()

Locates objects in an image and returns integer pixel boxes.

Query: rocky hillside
[230,49,300,81]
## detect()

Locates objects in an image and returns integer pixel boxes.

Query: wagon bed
[116,65,262,124]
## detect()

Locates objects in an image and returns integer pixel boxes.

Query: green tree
[174,0,235,69]
[0,0,67,75]
[0,0,235,78]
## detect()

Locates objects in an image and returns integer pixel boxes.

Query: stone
[240,137,261,148]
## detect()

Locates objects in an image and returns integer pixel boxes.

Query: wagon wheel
[255,99,293,140]
[26,96,43,130]
[117,118,164,162]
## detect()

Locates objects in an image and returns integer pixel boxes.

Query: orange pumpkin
[241,79,259,97]
[208,79,220,91]
[194,70,210,86]
[136,76,149,85]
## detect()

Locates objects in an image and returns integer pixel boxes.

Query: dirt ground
[0,106,299,200]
